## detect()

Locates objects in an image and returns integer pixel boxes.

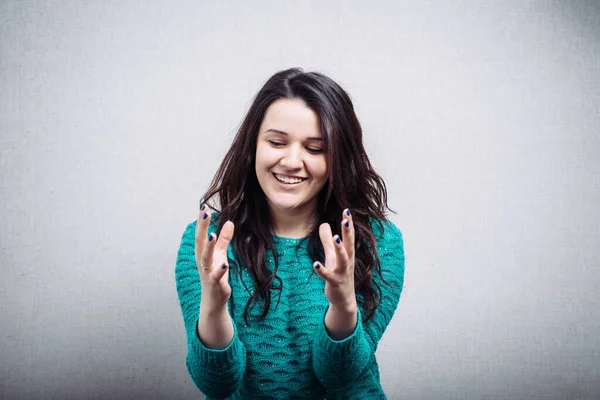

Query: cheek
[310,158,328,181]
[255,146,270,169]
[256,146,278,165]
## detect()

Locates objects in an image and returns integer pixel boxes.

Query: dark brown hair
[202,68,391,323]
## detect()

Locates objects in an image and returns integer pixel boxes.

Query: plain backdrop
[1,1,599,399]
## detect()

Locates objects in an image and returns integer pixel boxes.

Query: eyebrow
[265,129,323,141]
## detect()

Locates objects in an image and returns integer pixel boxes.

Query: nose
[280,145,303,170]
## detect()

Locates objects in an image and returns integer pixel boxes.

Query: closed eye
[306,147,323,154]
[268,140,285,147]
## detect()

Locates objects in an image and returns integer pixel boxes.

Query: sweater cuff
[187,319,246,397]
[190,318,244,367]
[313,307,371,390]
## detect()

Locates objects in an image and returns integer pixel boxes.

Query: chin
[266,194,310,211]
[270,200,304,211]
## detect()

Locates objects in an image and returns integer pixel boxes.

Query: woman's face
[255,98,327,216]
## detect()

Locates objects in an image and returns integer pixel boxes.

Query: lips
[273,173,307,184]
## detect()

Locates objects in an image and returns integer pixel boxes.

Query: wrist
[200,301,229,319]
[325,301,358,341]
[197,302,234,350]
[329,297,357,315]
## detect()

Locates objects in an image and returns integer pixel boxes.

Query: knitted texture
[175,217,404,399]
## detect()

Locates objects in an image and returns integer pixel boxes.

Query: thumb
[215,221,235,253]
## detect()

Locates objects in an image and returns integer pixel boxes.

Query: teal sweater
[175,217,404,399]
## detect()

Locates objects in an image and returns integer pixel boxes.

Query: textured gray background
[1,1,599,399]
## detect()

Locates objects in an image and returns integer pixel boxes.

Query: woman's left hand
[313,209,357,312]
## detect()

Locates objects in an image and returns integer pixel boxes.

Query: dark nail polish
[202,212,208,220]
[208,234,213,241]
[336,236,341,244]
[315,263,320,269]
[221,264,227,269]
[346,209,351,216]
[201,204,206,211]
[345,220,350,228]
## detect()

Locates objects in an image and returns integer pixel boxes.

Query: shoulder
[369,218,405,282]
[370,218,403,247]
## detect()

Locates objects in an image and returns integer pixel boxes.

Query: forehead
[259,98,321,139]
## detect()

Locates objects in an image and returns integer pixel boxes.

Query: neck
[269,203,317,239]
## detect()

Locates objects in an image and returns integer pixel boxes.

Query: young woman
[175,68,405,399]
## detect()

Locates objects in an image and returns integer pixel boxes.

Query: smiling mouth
[273,173,307,184]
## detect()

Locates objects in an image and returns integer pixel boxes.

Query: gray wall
[1,1,599,399]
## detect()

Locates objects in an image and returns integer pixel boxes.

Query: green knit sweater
[175,217,404,399]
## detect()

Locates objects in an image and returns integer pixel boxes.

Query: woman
[175,68,404,399]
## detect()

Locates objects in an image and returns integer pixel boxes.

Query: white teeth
[274,174,305,184]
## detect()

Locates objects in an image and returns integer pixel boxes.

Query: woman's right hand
[195,207,235,313]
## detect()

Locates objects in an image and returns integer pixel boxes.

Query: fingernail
[315,262,320,269]
[201,204,206,211]
[345,220,350,228]
[202,212,208,220]
[208,233,213,241]
[335,236,341,244]
[346,209,351,216]
[221,264,227,270]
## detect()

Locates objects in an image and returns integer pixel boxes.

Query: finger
[210,262,229,284]
[342,208,355,262]
[333,234,349,273]
[319,223,336,269]
[195,205,211,267]
[200,232,217,275]
[215,221,235,254]
[313,261,332,281]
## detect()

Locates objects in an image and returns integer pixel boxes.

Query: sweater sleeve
[312,220,405,392]
[175,221,246,399]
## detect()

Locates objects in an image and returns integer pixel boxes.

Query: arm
[361,220,404,352]
[312,219,405,390]
[175,221,246,398]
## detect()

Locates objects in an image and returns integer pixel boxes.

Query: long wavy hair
[202,68,391,323]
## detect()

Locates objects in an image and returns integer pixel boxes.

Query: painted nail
[336,236,341,244]
[346,209,351,216]
[315,262,321,269]
[221,264,227,270]
[201,204,206,211]
[208,233,213,241]
[345,220,350,228]
[202,212,208,220]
